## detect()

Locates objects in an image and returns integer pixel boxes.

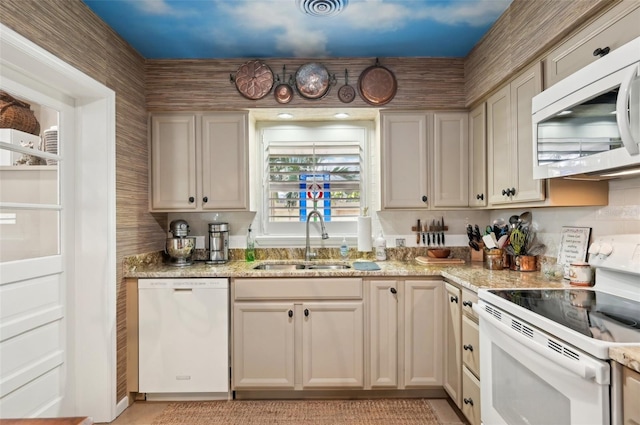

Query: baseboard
[234,388,447,400]
[144,392,231,401]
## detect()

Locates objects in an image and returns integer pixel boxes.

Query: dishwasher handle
[474,303,609,385]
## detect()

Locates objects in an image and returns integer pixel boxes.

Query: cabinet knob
[203,196,208,203]
[421,195,428,203]
[390,287,397,294]
[510,187,516,196]
[464,398,474,406]
[188,196,195,203]
[593,46,610,57]
[288,310,293,318]
[476,194,484,201]
[464,344,474,351]
[502,188,516,197]
[450,295,458,303]
[304,308,309,317]
[462,301,473,307]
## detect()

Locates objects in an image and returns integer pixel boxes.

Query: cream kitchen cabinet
[402,279,444,388]
[149,112,249,211]
[433,112,469,208]
[232,278,364,391]
[380,111,469,210]
[443,283,462,407]
[468,104,487,207]
[367,279,443,390]
[544,0,640,88]
[367,280,398,388]
[623,366,640,425]
[487,62,544,206]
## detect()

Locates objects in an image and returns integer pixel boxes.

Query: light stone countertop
[124,257,640,373]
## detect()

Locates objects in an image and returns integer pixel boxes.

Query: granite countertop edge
[124,258,640,371]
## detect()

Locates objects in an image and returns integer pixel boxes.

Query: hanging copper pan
[295,62,331,100]
[274,65,293,104]
[358,58,397,106]
[338,69,356,103]
[233,60,274,100]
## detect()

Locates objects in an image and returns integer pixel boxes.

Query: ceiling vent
[297,0,348,17]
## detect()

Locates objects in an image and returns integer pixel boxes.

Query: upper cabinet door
[150,114,197,210]
[381,112,430,209]
[201,113,249,210]
[432,112,469,208]
[468,104,487,207]
[486,85,512,205]
[544,1,640,88]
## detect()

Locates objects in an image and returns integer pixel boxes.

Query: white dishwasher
[138,278,229,400]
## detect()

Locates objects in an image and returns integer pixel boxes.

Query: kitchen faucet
[305,209,329,261]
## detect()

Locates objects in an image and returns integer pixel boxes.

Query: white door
[0,86,70,417]
[1,25,117,421]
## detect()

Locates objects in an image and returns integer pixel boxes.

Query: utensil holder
[484,248,504,270]
[509,255,538,272]
[470,242,484,262]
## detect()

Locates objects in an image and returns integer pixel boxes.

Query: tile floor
[100,398,467,425]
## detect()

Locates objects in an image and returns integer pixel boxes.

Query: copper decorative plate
[234,60,274,100]
[295,63,330,99]
[358,60,397,106]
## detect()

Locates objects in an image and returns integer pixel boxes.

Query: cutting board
[415,256,465,265]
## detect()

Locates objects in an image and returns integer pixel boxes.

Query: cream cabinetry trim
[544,0,640,89]
[443,282,462,407]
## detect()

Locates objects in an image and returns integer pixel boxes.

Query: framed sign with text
[557,226,592,279]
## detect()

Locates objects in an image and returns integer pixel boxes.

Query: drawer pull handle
[463,301,473,307]
[304,309,309,317]
[593,46,610,57]
[464,398,474,406]
[450,295,458,303]
[390,288,397,294]
[464,344,474,351]
[476,193,484,200]
[288,310,293,318]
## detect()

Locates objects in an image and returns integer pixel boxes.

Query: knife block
[470,242,484,262]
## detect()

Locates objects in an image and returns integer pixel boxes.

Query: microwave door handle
[474,304,609,385]
[616,64,640,155]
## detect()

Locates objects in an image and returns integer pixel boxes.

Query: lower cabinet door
[462,366,481,425]
[462,314,480,378]
[302,302,364,388]
[233,302,295,389]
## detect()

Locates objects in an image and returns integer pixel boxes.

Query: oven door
[475,303,611,425]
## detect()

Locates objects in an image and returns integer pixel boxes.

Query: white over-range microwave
[532,35,640,180]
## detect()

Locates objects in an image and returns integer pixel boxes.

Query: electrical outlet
[195,235,205,249]
[396,238,406,247]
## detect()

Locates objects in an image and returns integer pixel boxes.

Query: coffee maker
[206,222,229,264]
[165,219,196,266]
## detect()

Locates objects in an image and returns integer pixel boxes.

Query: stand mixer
[165,219,196,266]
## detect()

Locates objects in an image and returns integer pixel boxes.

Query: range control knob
[599,243,613,257]
[588,243,601,255]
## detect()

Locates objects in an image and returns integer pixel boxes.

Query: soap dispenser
[375,232,387,261]
[340,237,349,260]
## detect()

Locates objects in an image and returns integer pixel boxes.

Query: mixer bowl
[165,237,196,266]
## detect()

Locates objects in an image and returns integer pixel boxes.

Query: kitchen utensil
[474,225,481,241]
[509,215,520,229]
[233,60,274,100]
[497,234,509,249]
[416,219,421,244]
[527,243,546,256]
[358,58,397,106]
[337,69,356,103]
[427,248,451,258]
[274,65,293,104]
[295,62,332,99]
[483,234,497,249]
[510,229,526,254]
[518,211,532,228]
[441,232,445,245]
[206,222,229,264]
[165,219,195,266]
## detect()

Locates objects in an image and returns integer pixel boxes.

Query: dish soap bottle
[245,226,255,262]
[375,232,386,261]
[340,237,349,260]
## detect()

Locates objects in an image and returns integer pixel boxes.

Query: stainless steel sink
[305,264,351,270]
[252,263,351,271]
[252,263,306,271]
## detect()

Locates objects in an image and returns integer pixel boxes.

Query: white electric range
[475,234,640,425]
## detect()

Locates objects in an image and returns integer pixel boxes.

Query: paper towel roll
[357,216,372,252]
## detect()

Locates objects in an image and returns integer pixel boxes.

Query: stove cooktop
[487,288,640,344]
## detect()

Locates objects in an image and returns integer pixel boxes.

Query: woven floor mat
[151,398,444,425]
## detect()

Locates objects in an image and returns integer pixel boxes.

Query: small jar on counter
[484,248,504,270]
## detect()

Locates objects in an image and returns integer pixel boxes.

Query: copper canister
[484,248,504,270]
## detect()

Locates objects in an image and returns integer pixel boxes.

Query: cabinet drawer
[544,1,640,88]
[234,278,363,300]
[462,366,481,425]
[461,289,478,319]
[462,315,480,378]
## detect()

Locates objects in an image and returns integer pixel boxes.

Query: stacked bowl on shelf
[43,126,57,165]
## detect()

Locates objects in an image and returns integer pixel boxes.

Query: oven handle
[474,304,609,385]
[616,63,639,155]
